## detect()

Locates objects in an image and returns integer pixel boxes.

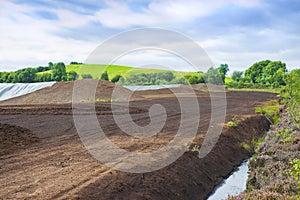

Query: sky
[0,0,300,72]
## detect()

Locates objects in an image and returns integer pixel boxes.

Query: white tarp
[0,82,56,101]
[123,84,180,91]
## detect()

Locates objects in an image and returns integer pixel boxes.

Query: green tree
[67,71,78,81]
[282,69,300,122]
[0,72,10,83]
[184,73,205,84]
[217,64,229,83]
[245,60,271,84]
[48,62,54,70]
[69,61,82,65]
[51,62,67,81]
[204,67,223,85]
[176,77,188,85]
[100,71,109,81]
[36,66,50,72]
[17,68,37,83]
[35,73,52,82]
[232,71,243,82]
[159,72,175,82]
[111,74,122,83]
[244,60,287,88]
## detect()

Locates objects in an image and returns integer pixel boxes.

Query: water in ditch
[207,159,249,200]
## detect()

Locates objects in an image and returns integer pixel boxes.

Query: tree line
[0,60,290,89]
[0,62,78,83]
[227,60,287,88]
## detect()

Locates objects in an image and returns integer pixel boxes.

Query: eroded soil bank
[0,89,276,200]
[228,111,300,200]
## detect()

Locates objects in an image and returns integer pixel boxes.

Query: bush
[81,74,93,79]
[111,74,122,83]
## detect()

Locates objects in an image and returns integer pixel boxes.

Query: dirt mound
[0,123,38,156]
[0,80,142,105]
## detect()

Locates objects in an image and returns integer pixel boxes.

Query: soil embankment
[0,82,277,199]
[228,110,300,199]
[0,80,142,105]
[0,123,38,156]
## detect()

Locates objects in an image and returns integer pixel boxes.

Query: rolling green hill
[39,64,188,80]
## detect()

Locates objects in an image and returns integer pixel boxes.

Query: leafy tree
[204,67,223,85]
[36,66,50,72]
[218,64,229,83]
[111,74,122,83]
[232,71,243,82]
[67,71,78,81]
[282,69,300,122]
[176,77,188,85]
[124,72,177,85]
[70,61,83,65]
[48,62,54,70]
[35,73,52,82]
[184,73,205,84]
[245,60,271,84]
[244,60,287,87]
[17,68,37,83]
[100,71,109,81]
[159,72,175,82]
[0,72,10,83]
[51,62,67,81]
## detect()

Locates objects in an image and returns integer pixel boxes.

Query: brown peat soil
[0,81,277,200]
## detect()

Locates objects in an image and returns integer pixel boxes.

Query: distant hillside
[1,63,204,85]
[37,64,185,79]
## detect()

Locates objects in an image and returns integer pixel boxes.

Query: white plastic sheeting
[0,82,56,101]
[123,84,181,91]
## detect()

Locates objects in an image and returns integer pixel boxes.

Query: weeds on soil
[227,116,240,127]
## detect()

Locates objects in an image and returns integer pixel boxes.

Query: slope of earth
[0,80,143,105]
[0,86,277,200]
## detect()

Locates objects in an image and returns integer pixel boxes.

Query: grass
[39,64,189,80]
[255,100,280,124]
[240,142,251,151]
[228,88,281,93]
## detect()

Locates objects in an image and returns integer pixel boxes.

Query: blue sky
[0,0,300,72]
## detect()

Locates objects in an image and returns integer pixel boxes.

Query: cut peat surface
[0,83,277,200]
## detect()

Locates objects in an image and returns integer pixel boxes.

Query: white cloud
[0,1,96,70]
[0,0,299,73]
[94,0,260,28]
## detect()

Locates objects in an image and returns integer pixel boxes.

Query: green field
[39,64,188,80]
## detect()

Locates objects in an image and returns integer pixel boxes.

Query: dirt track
[0,83,277,200]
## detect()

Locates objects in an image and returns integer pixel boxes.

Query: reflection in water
[207,160,249,200]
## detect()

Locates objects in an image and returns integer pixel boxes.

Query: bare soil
[0,81,277,200]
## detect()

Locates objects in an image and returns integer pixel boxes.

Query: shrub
[227,116,240,127]
[81,74,93,79]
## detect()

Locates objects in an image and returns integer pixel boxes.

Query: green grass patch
[255,100,280,124]
[240,142,251,151]
[66,64,187,80]
[226,115,240,127]
[228,88,281,93]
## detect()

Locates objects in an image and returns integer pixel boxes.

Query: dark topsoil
[0,81,277,200]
